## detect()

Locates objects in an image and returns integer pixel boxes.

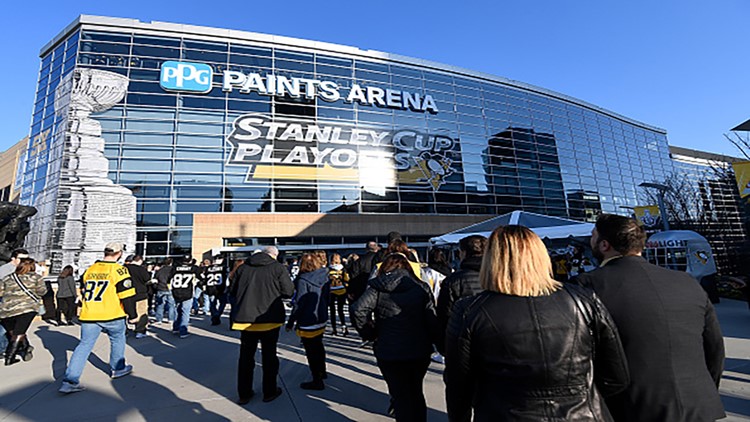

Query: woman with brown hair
[444,225,629,421]
[286,253,330,390]
[351,253,439,422]
[0,258,47,365]
[56,265,78,325]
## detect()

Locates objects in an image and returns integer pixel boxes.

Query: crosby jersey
[204,264,226,296]
[79,261,136,322]
[171,264,201,301]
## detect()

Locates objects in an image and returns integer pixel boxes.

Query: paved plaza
[0,299,749,421]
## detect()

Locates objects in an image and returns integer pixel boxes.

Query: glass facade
[20,17,676,261]
[669,147,748,274]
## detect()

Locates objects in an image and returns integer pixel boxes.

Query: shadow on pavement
[35,325,113,380]
[716,300,750,340]
[130,319,446,421]
[722,393,750,419]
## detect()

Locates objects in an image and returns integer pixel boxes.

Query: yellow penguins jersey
[79,261,136,322]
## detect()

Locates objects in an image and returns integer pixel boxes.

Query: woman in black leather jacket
[444,225,629,422]
[351,252,439,422]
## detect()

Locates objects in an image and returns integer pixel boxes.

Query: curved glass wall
[21,23,675,259]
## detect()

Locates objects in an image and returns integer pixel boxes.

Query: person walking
[576,214,725,421]
[444,225,630,421]
[153,258,175,324]
[205,256,228,326]
[124,255,151,339]
[192,259,211,316]
[55,265,78,326]
[436,235,487,354]
[0,249,30,353]
[347,241,380,303]
[351,253,439,422]
[171,256,201,338]
[230,246,294,404]
[59,242,138,394]
[286,253,330,390]
[0,257,47,365]
[328,253,349,336]
[421,248,452,301]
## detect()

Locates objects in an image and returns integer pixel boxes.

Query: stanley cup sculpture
[54,69,136,270]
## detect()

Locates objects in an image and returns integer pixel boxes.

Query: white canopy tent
[430,210,595,246]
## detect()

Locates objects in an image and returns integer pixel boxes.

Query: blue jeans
[64,319,127,385]
[210,293,228,320]
[192,286,210,314]
[173,299,192,335]
[0,324,7,351]
[155,291,176,322]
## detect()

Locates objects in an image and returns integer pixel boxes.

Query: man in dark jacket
[153,258,175,324]
[229,246,294,404]
[124,255,152,339]
[347,241,380,302]
[436,235,486,354]
[576,214,725,422]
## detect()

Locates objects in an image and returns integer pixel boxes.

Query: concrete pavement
[0,299,748,421]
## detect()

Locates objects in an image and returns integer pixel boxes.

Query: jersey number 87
[82,280,109,302]
[171,274,194,289]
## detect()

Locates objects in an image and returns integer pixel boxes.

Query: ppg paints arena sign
[160,61,453,189]
[160,61,439,113]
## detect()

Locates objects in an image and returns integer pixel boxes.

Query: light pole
[639,182,672,231]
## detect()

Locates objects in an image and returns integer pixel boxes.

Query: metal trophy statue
[54,68,136,271]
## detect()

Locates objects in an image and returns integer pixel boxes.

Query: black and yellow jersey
[204,264,226,296]
[171,264,202,301]
[79,261,136,322]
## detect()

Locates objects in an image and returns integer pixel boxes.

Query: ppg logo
[160,61,213,93]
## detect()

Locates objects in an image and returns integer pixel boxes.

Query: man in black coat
[436,235,487,355]
[124,255,152,339]
[229,246,294,405]
[576,214,725,422]
[347,241,380,302]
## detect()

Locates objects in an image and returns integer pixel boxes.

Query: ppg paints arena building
[20,15,679,266]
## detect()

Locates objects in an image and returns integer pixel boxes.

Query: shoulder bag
[12,274,45,315]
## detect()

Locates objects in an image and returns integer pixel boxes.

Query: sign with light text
[225,114,456,190]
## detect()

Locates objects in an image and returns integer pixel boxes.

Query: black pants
[56,297,76,323]
[329,294,347,331]
[377,357,431,422]
[301,333,326,380]
[238,328,280,399]
[1,312,37,337]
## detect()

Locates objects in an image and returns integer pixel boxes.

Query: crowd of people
[0,213,728,421]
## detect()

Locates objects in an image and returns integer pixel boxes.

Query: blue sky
[1,1,747,156]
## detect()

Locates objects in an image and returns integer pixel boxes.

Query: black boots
[300,372,326,390]
[18,337,34,362]
[4,337,21,366]
[4,336,33,366]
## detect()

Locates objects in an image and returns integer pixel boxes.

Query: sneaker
[431,353,445,364]
[171,330,179,335]
[180,333,190,339]
[111,364,133,379]
[135,333,148,339]
[59,381,86,394]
